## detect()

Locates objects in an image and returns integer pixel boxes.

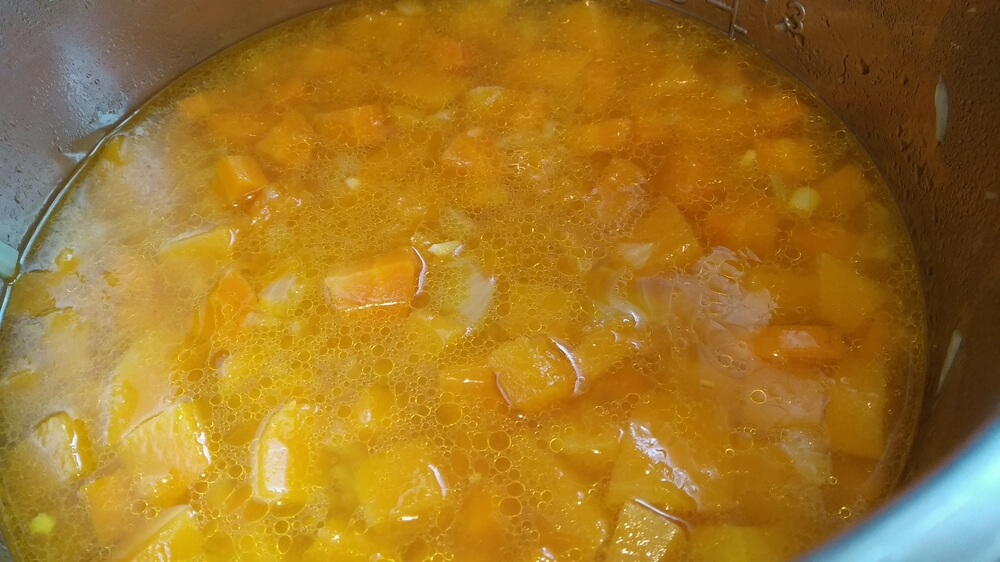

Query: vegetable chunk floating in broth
[0,0,925,560]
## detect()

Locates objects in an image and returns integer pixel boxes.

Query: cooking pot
[1,0,998,559]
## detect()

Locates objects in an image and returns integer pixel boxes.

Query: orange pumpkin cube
[118,402,212,507]
[825,358,887,459]
[789,220,860,261]
[253,401,316,505]
[813,164,870,216]
[703,203,781,258]
[487,336,578,412]
[324,248,423,314]
[629,197,703,271]
[33,412,95,482]
[120,506,204,562]
[755,137,819,182]
[570,117,632,153]
[753,325,848,363]
[817,254,885,331]
[314,104,388,147]
[690,525,789,562]
[212,155,268,204]
[605,501,688,562]
[354,440,448,527]
[81,471,135,542]
[255,111,315,170]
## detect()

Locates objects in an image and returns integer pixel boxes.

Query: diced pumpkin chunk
[120,506,204,562]
[591,158,648,227]
[255,111,315,169]
[381,72,468,110]
[508,50,591,89]
[813,165,869,216]
[212,155,268,204]
[703,204,780,258]
[789,220,859,261]
[487,336,577,412]
[190,269,256,342]
[744,267,819,322]
[755,137,819,182]
[439,132,507,208]
[753,325,848,363]
[606,429,697,515]
[572,327,643,384]
[354,440,448,527]
[649,146,720,211]
[314,104,388,147]
[437,363,503,403]
[500,284,578,340]
[570,117,632,153]
[157,227,235,294]
[81,471,135,542]
[520,445,609,559]
[605,501,688,562]
[33,412,94,482]
[108,335,180,445]
[825,359,887,459]
[690,525,790,562]
[324,248,422,314]
[629,197,703,271]
[817,254,885,331]
[302,518,400,562]
[455,487,508,554]
[119,402,212,507]
[253,401,316,505]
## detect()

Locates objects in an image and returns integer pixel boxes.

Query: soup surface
[0,0,925,560]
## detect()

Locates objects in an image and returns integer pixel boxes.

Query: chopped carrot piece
[788,220,860,261]
[314,104,388,147]
[33,412,95,482]
[703,203,781,258]
[324,248,422,314]
[755,137,819,182]
[212,155,268,205]
[813,164,870,216]
[570,117,632,153]
[255,111,315,170]
[817,254,885,331]
[753,325,848,363]
[487,336,578,412]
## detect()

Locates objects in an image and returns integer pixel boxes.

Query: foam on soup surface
[0,0,925,560]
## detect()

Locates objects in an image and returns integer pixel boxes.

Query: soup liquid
[0,1,925,560]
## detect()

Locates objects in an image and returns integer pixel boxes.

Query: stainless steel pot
[1,0,998,559]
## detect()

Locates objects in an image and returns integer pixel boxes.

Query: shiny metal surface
[1,0,998,559]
